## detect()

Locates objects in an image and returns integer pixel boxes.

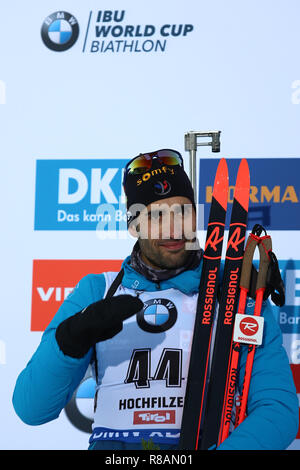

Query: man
[13,149,298,450]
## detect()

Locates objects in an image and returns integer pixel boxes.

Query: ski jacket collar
[121,255,203,294]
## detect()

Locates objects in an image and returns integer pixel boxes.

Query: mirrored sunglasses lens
[159,156,182,166]
[156,150,182,166]
[126,150,182,177]
[127,156,151,174]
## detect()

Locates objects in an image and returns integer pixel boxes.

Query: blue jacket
[13,256,298,450]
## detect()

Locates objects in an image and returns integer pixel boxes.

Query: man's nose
[168,212,183,239]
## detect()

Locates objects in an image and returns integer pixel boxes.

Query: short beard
[138,237,190,270]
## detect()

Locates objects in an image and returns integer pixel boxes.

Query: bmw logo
[137,298,177,333]
[41,12,79,52]
[64,368,95,433]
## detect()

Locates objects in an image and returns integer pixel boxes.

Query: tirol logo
[133,410,175,425]
[34,159,128,231]
[41,12,79,51]
[137,298,177,333]
[200,158,300,230]
[153,180,171,196]
[31,259,123,331]
[240,317,259,336]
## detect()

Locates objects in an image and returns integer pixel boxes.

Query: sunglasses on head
[123,149,184,185]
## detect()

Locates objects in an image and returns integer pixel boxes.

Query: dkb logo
[34,159,128,230]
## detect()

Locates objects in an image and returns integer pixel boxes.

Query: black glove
[264,251,285,306]
[55,295,144,358]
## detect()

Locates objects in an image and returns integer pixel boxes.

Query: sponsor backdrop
[1,0,300,450]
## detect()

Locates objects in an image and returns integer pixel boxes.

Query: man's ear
[128,222,140,238]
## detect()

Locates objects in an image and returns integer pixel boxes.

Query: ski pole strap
[256,236,272,291]
[240,225,272,294]
[239,233,261,292]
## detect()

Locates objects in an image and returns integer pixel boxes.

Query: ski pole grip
[240,235,260,290]
[256,236,272,290]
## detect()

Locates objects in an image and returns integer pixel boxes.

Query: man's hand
[55,295,144,358]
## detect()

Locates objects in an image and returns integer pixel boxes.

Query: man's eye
[148,210,163,220]
[174,207,184,216]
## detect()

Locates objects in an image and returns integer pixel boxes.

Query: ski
[179,158,229,450]
[199,158,250,450]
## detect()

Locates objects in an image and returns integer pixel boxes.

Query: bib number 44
[124,348,183,389]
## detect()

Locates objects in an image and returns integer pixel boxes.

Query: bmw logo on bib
[137,298,177,333]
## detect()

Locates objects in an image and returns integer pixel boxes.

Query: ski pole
[234,233,272,427]
[218,226,262,445]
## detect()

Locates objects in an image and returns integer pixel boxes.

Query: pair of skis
[179,157,250,450]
